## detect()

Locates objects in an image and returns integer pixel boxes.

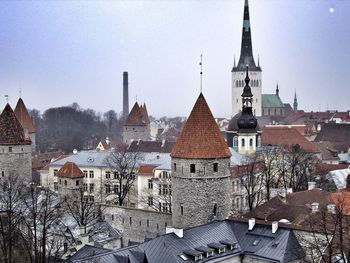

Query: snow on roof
[329,167,350,189]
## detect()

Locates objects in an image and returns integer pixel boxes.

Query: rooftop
[57,162,84,178]
[14,98,36,133]
[262,94,284,108]
[171,93,231,159]
[125,102,150,126]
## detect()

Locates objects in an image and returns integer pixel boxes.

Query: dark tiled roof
[261,126,320,153]
[171,93,231,159]
[128,140,175,153]
[0,104,31,145]
[245,189,333,226]
[70,219,305,263]
[65,245,112,262]
[14,98,36,133]
[125,102,150,126]
[57,162,84,178]
[315,123,350,152]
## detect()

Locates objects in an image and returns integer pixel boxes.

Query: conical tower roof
[171,93,231,159]
[125,102,148,126]
[0,104,31,145]
[14,98,36,133]
[57,162,84,178]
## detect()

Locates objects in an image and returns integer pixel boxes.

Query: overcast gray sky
[1,0,349,118]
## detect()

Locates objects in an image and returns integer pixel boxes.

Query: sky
[1,0,350,118]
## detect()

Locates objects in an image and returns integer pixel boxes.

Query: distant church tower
[227,67,261,155]
[293,91,298,112]
[232,0,262,117]
[171,93,232,229]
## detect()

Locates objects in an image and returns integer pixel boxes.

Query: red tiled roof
[171,93,231,159]
[315,162,348,176]
[14,98,36,133]
[0,104,31,145]
[124,102,150,126]
[137,165,157,175]
[330,189,350,216]
[57,162,84,178]
[261,126,320,153]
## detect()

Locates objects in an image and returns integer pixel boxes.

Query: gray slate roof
[68,219,305,263]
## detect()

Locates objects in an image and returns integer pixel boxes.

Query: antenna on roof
[19,84,22,98]
[199,54,203,93]
[4,95,9,104]
[135,95,138,102]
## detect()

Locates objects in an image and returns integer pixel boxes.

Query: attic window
[183,250,203,262]
[190,164,195,173]
[252,239,260,246]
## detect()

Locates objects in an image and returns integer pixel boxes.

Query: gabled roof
[125,102,150,126]
[0,104,31,145]
[14,98,36,133]
[128,140,175,153]
[57,162,84,178]
[171,93,231,159]
[137,165,157,176]
[261,126,320,153]
[262,94,284,108]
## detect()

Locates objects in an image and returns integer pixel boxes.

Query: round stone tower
[170,93,232,229]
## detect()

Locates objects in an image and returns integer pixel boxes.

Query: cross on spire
[199,54,203,93]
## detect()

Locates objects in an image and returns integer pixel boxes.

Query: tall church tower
[232,0,262,117]
[293,91,298,112]
[171,93,232,229]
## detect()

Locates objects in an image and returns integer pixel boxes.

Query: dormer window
[183,250,203,262]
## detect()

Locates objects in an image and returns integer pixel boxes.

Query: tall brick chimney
[123,72,129,120]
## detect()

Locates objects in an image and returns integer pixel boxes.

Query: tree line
[29,103,124,153]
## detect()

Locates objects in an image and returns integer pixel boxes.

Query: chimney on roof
[346,174,350,188]
[327,204,336,214]
[311,202,319,213]
[106,137,110,145]
[166,226,183,238]
[272,221,278,234]
[123,72,129,121]
[308,182,316,191]
[248,218,255,231]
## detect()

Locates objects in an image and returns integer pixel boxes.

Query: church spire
[293,90,298,112]
[233,0,259,72]
[276,83,279,97]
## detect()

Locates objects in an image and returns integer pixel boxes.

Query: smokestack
[123,72,129,120]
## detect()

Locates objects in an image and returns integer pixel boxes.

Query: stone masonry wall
[123,125,150,145]
[103,205,172,247]
[0,144,32,181]
[171,157,231,229]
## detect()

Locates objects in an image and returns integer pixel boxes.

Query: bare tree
[61,186,101,234]
[239,155,265,211]
[20,184,62,263]
[105,145,143,206]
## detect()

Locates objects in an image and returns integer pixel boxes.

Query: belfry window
[249,139,253,147]
[190,164,196,173]
[233,136,238,147]
[241,139,245,147]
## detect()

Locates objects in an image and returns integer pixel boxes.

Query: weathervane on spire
[19,85,22,98]
[4,95,9,104]
[199,54,203,93]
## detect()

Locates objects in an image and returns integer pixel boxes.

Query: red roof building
[125,102,150,126]
[171,93,231,159]
[57,162,84,179]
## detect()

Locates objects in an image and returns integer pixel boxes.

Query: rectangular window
[213,163,218,172]
[89,195,94,203]
[1,171,4,177]
[8,147,12,153]
[89,183,94,192]
[83,170,88,177]
[76,180,79,186]
[190,164,195,173]
[89,171,94,178]
[148,196,153,206]
[54,182,58,191]
[181,204,184,216]
[105,184,111,194]
[148,179,153,189]
[174,163,177,172]
[105,171,111,179]
[114,184,119,193]
[83,183,88,192]
[114,172,119,179]
[53,169,58,176]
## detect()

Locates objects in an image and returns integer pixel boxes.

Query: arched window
[241,138,245,147]
[249,138,253,147]
[236,80,239,87]
[233,136,238,147]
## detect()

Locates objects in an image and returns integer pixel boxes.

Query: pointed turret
[293,91,298,112]
[232,0,260,72]
[171,93,231,159]
[14,98,36,134]
[0,104,31,145]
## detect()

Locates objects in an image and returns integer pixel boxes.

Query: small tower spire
[234,56,236,68]
[276,83,279,97]
[257,54,260,67]
[199,54,203,93]
[293,90,298,112]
